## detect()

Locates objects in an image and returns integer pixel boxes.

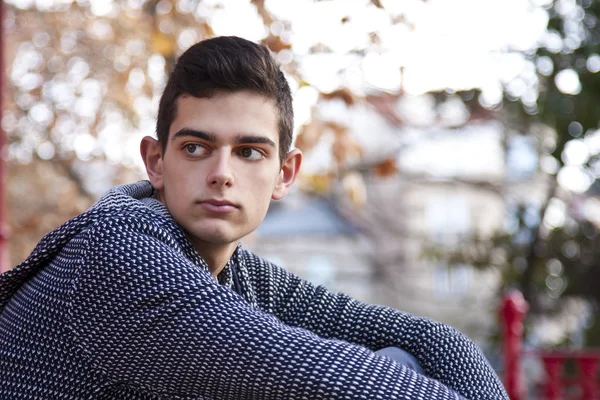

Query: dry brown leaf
[321,88,356,106]
[342,172,367,208]
[301,173,334,195]
[263,34,292,53]
[150,29,176,57]
[330,124,363,166]
[371,158,399,177]
[250,0,274,26]
[295,120,325,153]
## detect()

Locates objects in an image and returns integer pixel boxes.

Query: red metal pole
[541,355,564,400]
[578,357,598,399]
[500,290,529,400]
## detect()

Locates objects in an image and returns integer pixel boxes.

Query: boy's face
[144,90,300,253]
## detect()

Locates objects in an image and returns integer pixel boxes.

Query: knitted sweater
[0,181,508,399]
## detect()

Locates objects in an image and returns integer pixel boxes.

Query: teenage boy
[0,36,508,399]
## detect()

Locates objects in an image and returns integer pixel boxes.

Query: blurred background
[1,0,600,392]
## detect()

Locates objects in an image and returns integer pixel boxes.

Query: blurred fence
[501,291,600,399]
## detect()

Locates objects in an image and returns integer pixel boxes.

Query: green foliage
[533,0,600,162]
[424,1,600,344]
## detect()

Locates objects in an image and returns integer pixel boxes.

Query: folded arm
[245,252,509,400]
[69,216,468,399]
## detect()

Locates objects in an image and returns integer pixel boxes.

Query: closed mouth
[198,199,239,208]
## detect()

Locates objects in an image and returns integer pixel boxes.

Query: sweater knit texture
[0,181,509,399]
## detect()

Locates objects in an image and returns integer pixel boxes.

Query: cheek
[249,193,272,225]
[166,160,200,184]
[262,172,281,197]
[244,175,278,210]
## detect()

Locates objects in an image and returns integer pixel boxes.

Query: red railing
[501,291,600,399]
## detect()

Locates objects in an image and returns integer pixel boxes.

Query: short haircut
[156,36,294,164]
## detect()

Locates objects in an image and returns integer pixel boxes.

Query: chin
[205,234,241,245]
[185,220,257,247]
[193,228,244,246]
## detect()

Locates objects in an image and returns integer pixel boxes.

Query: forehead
[169,91,279,143]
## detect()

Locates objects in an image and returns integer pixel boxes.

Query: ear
[140,136,165,190]
[272,148,302,200]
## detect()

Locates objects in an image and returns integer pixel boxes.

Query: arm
[68,215,467,399]
[245,252,509,400]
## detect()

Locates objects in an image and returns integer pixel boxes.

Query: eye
[184,143,207,156]
[238,147,264,161]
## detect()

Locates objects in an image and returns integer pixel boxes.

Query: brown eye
[184,144,205,156]
[238,147,263,160]
[240,148,252,158]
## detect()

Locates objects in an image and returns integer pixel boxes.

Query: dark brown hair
[156,36,294,163]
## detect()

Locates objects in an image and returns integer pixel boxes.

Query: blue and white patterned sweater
[0,181,508,399]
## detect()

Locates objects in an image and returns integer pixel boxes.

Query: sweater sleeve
[245,253,509,400]
[67,215,469,400]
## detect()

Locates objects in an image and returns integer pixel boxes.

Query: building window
[434,263,472,297]
[426,195,469,245]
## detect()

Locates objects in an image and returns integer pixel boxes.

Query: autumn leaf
[342,172,367,208]
[201,22,215,38]
[301,173,334,195]
[330,123,362,167]
[151,29,176,57]
[371,158,399,177]
[263,34,292,53]
[250,0,274,26]
[295,120,325,153]
[321,88,356,106]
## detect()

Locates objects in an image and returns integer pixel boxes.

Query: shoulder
[238,248,273,269]
[237,248,294,282]
[72,182,210,290]
[82,205,204,271]
[83,185,192,255]
[237,247,316,296]
[73,202,211,304]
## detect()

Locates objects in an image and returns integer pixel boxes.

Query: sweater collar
[136,184,243,292]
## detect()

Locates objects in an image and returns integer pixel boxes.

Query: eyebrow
[236,135,276,148]
[171,128,216,142]
[171,128,276,148]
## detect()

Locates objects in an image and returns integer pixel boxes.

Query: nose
[206,151,234,188]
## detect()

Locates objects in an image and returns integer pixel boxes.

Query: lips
[198,199,239,213]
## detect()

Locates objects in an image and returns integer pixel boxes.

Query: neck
[191,240,240,277]
[154,191,239,277]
